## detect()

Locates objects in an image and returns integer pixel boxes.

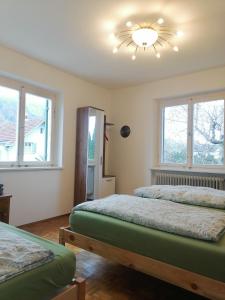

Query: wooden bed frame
[59,226,225,300]
[52,278,85,300]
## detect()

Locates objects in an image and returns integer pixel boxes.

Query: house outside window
[160,92,225,170]
[0,77,57,168]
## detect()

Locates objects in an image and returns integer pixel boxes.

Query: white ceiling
[0,0,224,88]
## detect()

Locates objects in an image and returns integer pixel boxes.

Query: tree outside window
[161,97,224,167]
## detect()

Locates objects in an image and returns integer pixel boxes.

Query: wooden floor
[20,215,207,300]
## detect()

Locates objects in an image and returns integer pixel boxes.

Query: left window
[0,78,55,168]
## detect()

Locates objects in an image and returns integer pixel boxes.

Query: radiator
[153,171,225,190]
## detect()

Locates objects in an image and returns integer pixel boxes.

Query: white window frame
[0,76,57,168]
[159,91,225,171]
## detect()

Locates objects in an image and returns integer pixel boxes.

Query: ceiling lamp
[132,28,158,47]
[112,17,183,60]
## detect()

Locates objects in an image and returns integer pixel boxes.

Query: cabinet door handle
[106,179,112,182]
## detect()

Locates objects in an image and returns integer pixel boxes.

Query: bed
[59,186,225,300]
[0,221,85,300]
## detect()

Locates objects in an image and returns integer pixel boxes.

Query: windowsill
[0,166,63,172]
[151,166,225,175]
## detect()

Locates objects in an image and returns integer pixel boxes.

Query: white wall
[1,44,225,226]
[110,66,225,194]
[0,45,112,226]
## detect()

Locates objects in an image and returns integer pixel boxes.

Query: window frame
[159,92,225,171]
[0,76,56,168]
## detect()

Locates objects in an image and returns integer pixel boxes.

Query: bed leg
[75,277,86,300]
[51,278,86,300]
[59,227,66,246]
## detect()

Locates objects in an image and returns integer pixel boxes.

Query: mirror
[74,106,115,205]
[86,108,104,200]
[74,107,104,204]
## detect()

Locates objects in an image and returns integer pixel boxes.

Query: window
[24,93,52,162]
[162,104,188,164]
[0,86,19,162]
[160,93,225,169]
[0,78,56,168]
[193,100,224,165]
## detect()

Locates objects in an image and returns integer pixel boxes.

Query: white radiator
[153,171,225,190]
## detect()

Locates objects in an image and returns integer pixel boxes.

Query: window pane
[162,105,188,164]
[24,93,52,162]
[0,86,19,162]
[193,100,224,165]
[88,115,96,160]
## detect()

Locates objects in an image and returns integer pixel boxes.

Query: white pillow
[134,185,225,209]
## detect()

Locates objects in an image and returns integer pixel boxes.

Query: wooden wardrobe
[74,106,115,205]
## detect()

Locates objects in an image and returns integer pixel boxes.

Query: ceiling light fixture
[176,30,184,37]
[111,17,183,60]
[112,47,118,54]
[126,21,132,28]
[173,45,179,52]
[132,28,158,47]
[157,18,164,25]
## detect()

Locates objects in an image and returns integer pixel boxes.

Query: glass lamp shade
[132,28,158,47]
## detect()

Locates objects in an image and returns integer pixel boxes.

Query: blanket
[0,226,54,283]
[74,194,225,242]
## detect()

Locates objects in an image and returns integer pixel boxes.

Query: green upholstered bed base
[70,210,225,282]
[0,221,76,300]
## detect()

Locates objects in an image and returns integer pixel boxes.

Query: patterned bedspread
[74,194,225,242]
[0,226,54,283]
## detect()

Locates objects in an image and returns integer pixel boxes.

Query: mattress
[70,210,225,282]
[0,222,76,300]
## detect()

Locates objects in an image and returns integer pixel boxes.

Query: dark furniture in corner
[0,194,12,224]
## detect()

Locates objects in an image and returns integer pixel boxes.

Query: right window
[160,95,225,169]
[193,99,224,166]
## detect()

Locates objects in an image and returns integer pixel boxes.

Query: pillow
[134,185,225,209]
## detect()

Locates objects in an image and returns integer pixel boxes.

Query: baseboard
[18,213,70,228]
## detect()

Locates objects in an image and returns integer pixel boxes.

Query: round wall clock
[120,125,131,138]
